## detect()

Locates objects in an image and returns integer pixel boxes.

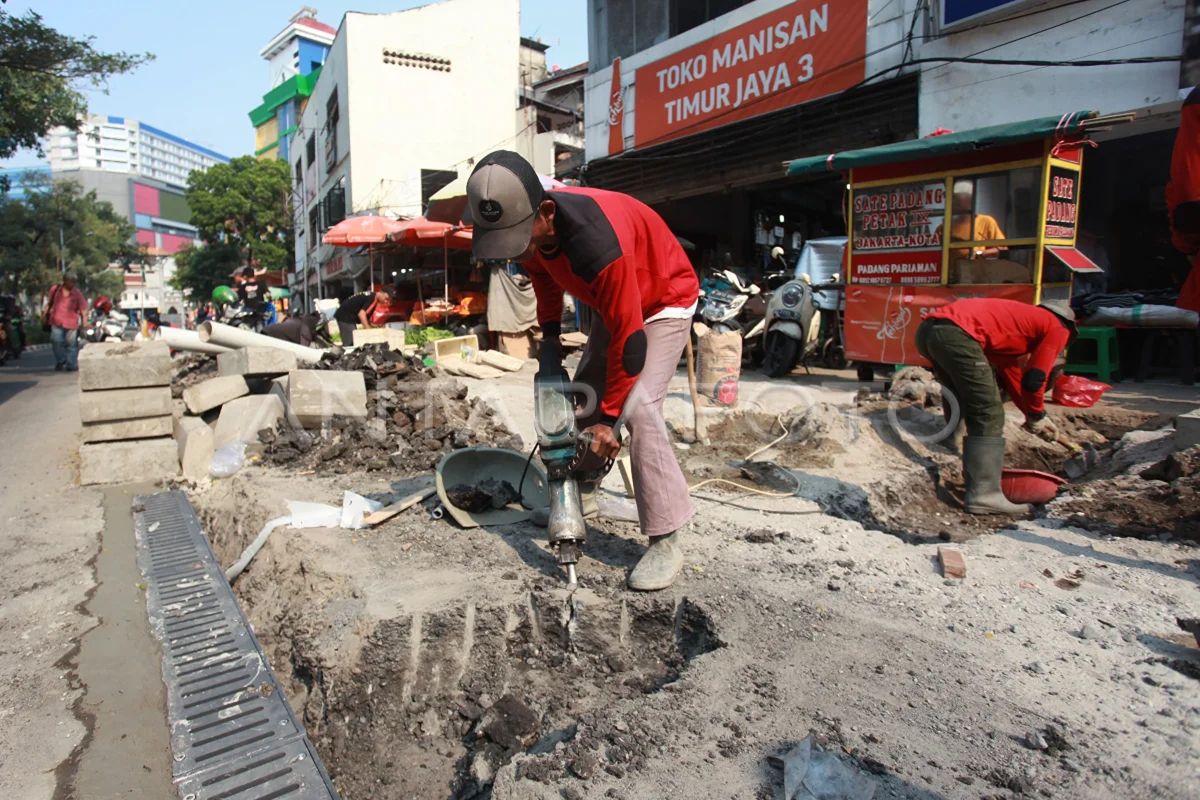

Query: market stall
[784,111,1126,372]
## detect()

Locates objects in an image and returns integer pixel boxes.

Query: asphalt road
[0,349,172,798]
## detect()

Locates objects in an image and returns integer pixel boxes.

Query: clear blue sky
[2,0,587,167]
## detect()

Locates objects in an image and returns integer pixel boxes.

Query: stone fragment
[79,437,178,485]
[78,340,171,390]
[182,375,250,414]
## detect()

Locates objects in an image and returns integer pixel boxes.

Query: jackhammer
[533,370,616,586]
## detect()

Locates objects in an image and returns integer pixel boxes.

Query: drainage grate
[134,490,339,800]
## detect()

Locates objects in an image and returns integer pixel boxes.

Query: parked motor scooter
[759,274,818,378]
[697,268,770,362]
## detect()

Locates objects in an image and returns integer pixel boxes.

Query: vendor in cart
[942,179,1006,260]
[916,297,1076,517]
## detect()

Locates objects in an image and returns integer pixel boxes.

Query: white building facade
[47,114,229,190]
[293,0,565,296]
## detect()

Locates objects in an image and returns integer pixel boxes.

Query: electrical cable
[854,53,1179,90]
[517,440,541,508]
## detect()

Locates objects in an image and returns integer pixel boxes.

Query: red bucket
[1001,469,1067,504]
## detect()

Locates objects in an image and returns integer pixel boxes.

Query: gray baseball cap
[465,150,545,260]
[1038,299,1076,323]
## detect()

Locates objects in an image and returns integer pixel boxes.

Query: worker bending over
[467,150,699,591]
[915,298,1076,515]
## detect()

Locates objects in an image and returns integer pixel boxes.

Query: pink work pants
[575,314,695,538]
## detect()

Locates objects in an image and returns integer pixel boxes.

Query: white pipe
[158,326,232,354]
[198,321,325,364]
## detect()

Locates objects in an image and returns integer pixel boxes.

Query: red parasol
[322,215,405,245]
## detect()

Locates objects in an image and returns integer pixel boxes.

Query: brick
[79,386,173,424]
[182,375,250,415]
[217,346,299,377]
[286,369,367,427]
[77,341,171,391]
[81,415,173,444]
[174,416,214,482]
[213,394,285,449]
[938,546,967,579]
[1175,408,1200,451]
[79,437,178,485]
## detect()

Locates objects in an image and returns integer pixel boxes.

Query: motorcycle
[0,294,25,364]
[759,275,818,378]
[84,309,129,343]
[696,268,770,363]
[219,302,275,332]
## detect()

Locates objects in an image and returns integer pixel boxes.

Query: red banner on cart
[635,1,867,148]
[844,284,1036,365]
[849,250,942,285]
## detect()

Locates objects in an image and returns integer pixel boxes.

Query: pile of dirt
[1049,446,1200,541]
[169,352,218,397]
[262,349,523,474]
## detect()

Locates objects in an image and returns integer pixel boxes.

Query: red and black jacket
[928,298,1072,417]
[525,187,699,421]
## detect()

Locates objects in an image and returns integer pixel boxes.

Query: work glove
[1024,414,1059,443]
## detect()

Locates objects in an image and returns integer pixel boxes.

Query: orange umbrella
[322,215,404,245]
[387,217,473,251]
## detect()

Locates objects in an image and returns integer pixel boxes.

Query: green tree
[0,9,152,159]
[184,156,294,274]
[0,176,135,301]
[171,242,241,305]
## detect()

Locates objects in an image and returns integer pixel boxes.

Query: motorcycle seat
[723,270,760,295]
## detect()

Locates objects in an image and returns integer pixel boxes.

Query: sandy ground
[181,363,1200,800]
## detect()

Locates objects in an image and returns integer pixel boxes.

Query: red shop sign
[635,1,867,148]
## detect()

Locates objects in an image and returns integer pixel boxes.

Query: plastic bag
[209,442,247,478]
[1051,374,1111,408]
[339,491,384,530]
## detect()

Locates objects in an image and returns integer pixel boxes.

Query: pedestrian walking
[915,297,1076,516]
[43,272,87,372]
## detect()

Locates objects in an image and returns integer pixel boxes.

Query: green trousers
[914,318,1005,437]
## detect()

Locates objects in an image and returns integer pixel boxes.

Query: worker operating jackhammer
[466,150,700,591]
[915,297,1077,516]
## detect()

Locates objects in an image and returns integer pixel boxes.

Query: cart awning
[1046,245,1103,274]
[784,112,1096,178]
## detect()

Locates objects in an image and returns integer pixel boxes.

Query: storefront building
[582,0,919,276]
[581,0,1187,298]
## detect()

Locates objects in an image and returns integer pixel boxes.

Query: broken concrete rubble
[182,374,250,415]
[212,394,286,449]
[78,340,172,391]
[79,437,178,485]
[79,386,173,424]
[81,415,173,444]
[174,415,214,482]
[286,369,367,427]
[217,346,298,377]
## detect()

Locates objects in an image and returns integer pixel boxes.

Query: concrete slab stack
[77,342,179,485]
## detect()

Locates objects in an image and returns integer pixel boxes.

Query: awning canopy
[784,111,1097,178]
[1046,245,1103,274]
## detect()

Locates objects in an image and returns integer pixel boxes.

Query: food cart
[784,111,1115,376]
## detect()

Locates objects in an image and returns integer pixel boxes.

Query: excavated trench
[196,500,721,799]
[678,397,1169,544]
